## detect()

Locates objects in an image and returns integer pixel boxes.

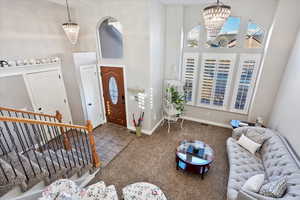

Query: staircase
[0,107,101,200]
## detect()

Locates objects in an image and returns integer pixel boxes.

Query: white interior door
[25,69,73,124]
[80,65,103,128]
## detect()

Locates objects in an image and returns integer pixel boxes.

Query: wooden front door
[101,66,127,126]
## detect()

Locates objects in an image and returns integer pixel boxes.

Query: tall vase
[135,126,142,137]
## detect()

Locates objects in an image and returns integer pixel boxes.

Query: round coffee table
[176,140,214,179]
[122,182,167,200]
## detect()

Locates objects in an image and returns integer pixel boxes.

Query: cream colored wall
[269,27,300,155]
[163,0,290,127]
[0,0,85,124]
[73,0,154,131]
[249,0,300,123]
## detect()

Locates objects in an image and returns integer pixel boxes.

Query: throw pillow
[246,129,270,144]
[242,174,265,193]
[259,176,287,198]
[237,134,262,154]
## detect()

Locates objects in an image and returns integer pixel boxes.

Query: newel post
[56,111,71,150]
[86,120,101,168]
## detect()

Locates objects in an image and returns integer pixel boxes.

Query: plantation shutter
[198,53,236,109]
[182,52,199,105]
[231,54,261,113]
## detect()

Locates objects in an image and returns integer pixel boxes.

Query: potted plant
[166,86,186,116]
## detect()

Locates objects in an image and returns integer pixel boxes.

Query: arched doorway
[97,17,123,59]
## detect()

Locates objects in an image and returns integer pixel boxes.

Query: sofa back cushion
[260,132,300,199]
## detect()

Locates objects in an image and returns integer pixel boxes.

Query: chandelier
[62,0,80,45]
[203,0,231,41]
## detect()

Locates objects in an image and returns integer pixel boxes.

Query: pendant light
[203,0,231,41]
[62,0,80,45]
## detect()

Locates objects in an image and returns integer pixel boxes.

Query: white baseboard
[127,118,164,135]
[182,116,232,129]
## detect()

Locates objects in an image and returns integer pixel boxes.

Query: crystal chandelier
[203,0,231,41]
[62,0,80,45]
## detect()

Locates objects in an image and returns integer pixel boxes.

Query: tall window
[198,54,236,109]
[231,54,261,113]
[182,18,264,114]
[245,21,265,48]
[206,17,241,48]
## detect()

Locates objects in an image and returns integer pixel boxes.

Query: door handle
[88,103,92,106]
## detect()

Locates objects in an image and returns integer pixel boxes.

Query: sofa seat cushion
[227,138,265,200]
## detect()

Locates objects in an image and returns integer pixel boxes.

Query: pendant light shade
[62,22,80,45]
[62,0,79,45]
[203,0,231,41]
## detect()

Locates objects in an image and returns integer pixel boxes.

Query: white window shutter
[198,53,236,110]
[231,54,262,113]
[182,53,199,105]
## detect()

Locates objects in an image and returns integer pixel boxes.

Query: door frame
[98,64,129,128]
[80,64,105,128]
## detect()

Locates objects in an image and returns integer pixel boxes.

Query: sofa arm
[232,127,268,140]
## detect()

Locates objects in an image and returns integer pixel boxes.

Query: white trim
[182,116,232,129]
[127,117,164,135]
[99,64,129,128]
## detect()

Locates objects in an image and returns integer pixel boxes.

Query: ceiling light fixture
[203,0,231,41]
[62,0,80,45]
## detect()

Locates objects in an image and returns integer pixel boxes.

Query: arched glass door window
[187,25,201,48]
[99,17,123,58]
[206,17,241,48]
[245,21,265,48]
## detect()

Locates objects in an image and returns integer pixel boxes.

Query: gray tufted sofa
[226,127,300,200]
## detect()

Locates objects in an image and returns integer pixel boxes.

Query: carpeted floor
[91,120,232,200]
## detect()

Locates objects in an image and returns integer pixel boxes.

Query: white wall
[164,5,183,80]
[163,0,300,127]
[249,0,300,123]
[149,0,165,129]
[269,28,300,155]
[73,0,156,131]
[0,0,85,124]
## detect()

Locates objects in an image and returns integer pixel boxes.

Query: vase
[135,126,142,137]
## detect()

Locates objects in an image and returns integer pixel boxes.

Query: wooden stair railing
[0,106,72,156]
[0,116,100,168]
[0,106,58,121]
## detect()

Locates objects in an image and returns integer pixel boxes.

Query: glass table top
[176,140,214,166]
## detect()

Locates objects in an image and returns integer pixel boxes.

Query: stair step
[61,149,93,175]
[47,149,81,178]
[23,150,68,183]
[0,157,26,197]
[1,152,49,191]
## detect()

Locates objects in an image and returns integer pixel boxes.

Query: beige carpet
[91,120,232,200]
